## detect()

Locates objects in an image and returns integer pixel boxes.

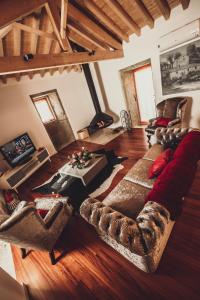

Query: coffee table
[58,155,107,186]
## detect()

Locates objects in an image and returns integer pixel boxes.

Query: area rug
[32,149,127,202]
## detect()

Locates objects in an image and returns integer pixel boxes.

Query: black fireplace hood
[82,63,113,135]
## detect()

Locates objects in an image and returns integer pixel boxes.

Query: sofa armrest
[168,118,181,127]
[155,127,191,144]
[80,198,146,255]
[136,201,170,252]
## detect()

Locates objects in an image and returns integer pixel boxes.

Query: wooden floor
[13,129,200,300]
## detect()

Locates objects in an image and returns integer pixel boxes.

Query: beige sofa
[80,128,191,273]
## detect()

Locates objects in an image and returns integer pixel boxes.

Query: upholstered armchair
[145,97,189,146]
[0,192,73,264]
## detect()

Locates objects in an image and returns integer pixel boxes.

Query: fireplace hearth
[82,64,113,135]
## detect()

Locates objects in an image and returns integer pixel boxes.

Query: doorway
[120,60,156,127]
[133,64,156,124]
[30,90,75,151]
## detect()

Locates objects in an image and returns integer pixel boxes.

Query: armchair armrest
[168,118,181,127]
[148,117,158,126]
[35,197,73,228]
[80,198,146,255]
[12,201,28,215]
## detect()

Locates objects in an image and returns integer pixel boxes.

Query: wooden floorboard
[12,128,200,300]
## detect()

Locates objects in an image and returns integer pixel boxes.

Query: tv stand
[0,148,50,191]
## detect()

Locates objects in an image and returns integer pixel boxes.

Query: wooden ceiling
[0,0,190,84]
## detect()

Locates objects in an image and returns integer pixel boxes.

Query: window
[34,98,55,124]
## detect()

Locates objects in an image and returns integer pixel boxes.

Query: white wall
[97,0,200,128]
[0,71,95,157]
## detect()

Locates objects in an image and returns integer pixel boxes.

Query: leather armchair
[0,192,73,264]
[145,97,190,146]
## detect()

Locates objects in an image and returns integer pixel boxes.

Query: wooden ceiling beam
[134,0,154,28]
[45,1,70,51]
[154,0,171,20]
[0,40,4,57]
[0,49,123,74]
[13,22,57,40]
[180,0,190,9]
[0,24,13,39]
[0,0,46,29]
[83,0,129,42]
[68,3,122,50]
[13,27,21,56]
[68,24,108,51]
[60,0,68,39]
[106,0,140,36]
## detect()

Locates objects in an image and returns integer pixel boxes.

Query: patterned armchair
[0,191,73,264]
[145,97,190,146]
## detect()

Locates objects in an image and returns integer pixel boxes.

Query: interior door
[133,65,156,124]
[32,90,75,151]
[121,71,140,127]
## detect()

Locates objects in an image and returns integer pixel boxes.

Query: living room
[0,0,200,299]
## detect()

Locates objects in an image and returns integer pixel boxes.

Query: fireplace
[82,64,113,135]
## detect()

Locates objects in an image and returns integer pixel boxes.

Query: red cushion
[148,149,173,179]
[174,131,200,164]
[154,117,172,127]
[145,158,197,219]
[37,209,49,218]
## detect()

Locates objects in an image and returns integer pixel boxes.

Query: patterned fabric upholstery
[155,127,192,145]
[0,194,73,252]
[145,97,190,145]
[124,159,155,189]
[103,180,150,219]
[80,198,174,272]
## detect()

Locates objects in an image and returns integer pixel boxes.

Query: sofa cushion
[0,190,8,215]
[173,130,200,164]
[124,159,155,188]
[103,179,150,219]
[148,149,173,179]
[143,144,163,161]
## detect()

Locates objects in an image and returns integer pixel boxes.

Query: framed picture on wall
[160,38,200,95]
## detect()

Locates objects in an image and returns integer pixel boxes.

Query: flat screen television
[0,133,36,167]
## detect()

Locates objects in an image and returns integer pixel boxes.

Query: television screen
[0,133,36,167]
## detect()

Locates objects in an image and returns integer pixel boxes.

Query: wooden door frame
[30,89,75,150]
[120,59,154,127]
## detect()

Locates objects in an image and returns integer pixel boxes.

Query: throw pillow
[154,117,173,127]
[3,190,20,214]
[148,149,173,179]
